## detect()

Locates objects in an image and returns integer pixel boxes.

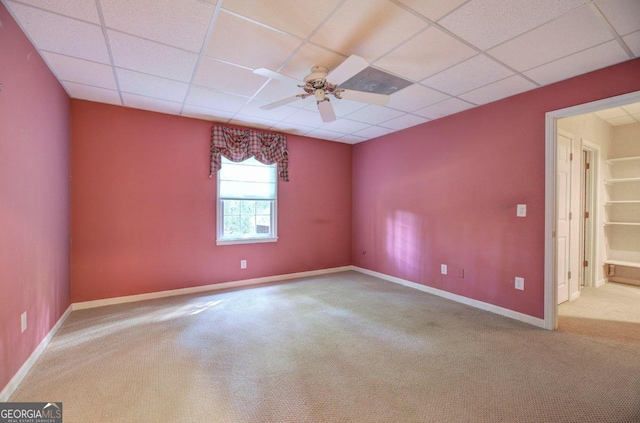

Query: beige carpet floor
[558,282,640,355]
[9,271,640,422]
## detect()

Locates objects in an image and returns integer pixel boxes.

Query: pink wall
[70,101,352,302]
[0,3,70,392]
[352,58,640,319]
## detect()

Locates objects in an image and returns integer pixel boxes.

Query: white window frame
[216,157,278,245]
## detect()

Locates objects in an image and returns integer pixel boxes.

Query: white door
[557,133,572,304]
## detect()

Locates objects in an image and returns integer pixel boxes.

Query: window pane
[218,157,277,243]
[255,201,271,214]
[240,201,256,214]
[223,215,241,236]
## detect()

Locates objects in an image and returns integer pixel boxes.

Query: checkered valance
[209,125,289,181]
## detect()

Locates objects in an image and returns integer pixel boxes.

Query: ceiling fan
[253,55,391,123]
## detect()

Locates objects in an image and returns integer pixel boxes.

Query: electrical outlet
[515,277,524,290]
[240,260,247,269]
[516,204,527,217]
[457,268,464,278]
[21,312,27,333]
[441,264,447,275]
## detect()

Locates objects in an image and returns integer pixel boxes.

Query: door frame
[579,140,599,288]
[543,90,640,330]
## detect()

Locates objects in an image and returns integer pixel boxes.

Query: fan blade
[260,96,303,110]
[327,55,369,86]
[338,89,390,106]
[253,68,301,85]
[317,100,336,122]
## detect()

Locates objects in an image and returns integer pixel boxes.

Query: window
[217,156,277,245]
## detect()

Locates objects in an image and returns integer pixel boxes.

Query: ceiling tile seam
[369,23,432,64]
[0,4,75,99]
[95,0,123,105]
[520,38,633,76]
[587,1,635,58]
[57,78,117,93]
[6,0,100,26]
[378,2,543,88]
[219,8,308,42]
[180,0,224,116]
[236,0,350,113]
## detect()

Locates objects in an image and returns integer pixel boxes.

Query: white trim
[544,90,640,331]
[352,266,545,328]
[72,266,353,310]
[0,306,72,402]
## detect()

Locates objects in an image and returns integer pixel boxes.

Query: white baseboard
[0,305,72,402]
[570,290,581,301]
[595,278,606,287]
[352,266,546,329]
[73,266,353,310]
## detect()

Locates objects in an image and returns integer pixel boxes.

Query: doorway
[543,90,640,330]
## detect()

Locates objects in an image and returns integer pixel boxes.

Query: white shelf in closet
[606,155,640,164]
[604,176,640,184]
[604,151,640,276]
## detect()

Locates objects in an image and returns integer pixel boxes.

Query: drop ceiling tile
[281,108,326,127]
[413,98,475,119]
[237,100,298,121]
[374,26,476,81]
[6,2,110,63]
[100,0,215,52]
[438,0,585,50]
[204,11,302,70]
[279,44,347,82]
[387,84,449,112]
[378,114,430,130]
[270,122,315,136]
[345,105,405,125]
[10,0,101,23]
[221,0,342,39]
[319,119,371,134]
[421,54,514,96]
[595,107,627,120]
[63,82,121,106]
[335,134,369,144]
[230,115,279,131]
[488,6,614,72]
[42,52,117,90]
[194,57,267,97]
[108,31,198,82]
[181,104,234,122]
[121,93,182,115]
[524,41,629,85]
[395,0,468,21]
[310,0,427,63]
[353,125,396,139]
[459,75,537,105]
[623,31,640,56]
[305,129,344,141]
[116,69,189,103]
[185,86,249,113]
[595,0,640,36]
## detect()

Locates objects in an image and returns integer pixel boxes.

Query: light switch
[516,204,526,217]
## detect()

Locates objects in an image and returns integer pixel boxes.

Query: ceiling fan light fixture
[314,89,325,101]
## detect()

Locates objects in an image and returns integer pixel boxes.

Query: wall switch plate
[240,260,247,269]
[457,268,464,278]
[516,204,527,217]
[21,312,27,333]
[515,277,524,290]
[441,264,447,275]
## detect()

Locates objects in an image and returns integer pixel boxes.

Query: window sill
[216,237,278,246]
